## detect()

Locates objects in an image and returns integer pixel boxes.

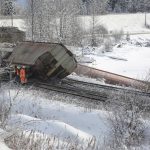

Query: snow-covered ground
[0,84,150,149]
[0,85,111,149]
[79,35,150,79]
[80,13,150,33]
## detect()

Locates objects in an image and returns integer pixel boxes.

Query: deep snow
[85,37,150,79]
[0,85,111,149]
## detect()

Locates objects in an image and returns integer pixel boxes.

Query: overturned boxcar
[7,41,77,80]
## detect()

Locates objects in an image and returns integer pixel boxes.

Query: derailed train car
[7,41,77,80]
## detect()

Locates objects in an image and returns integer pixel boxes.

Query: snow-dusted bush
[0,99,11,128]
[5,131,97,150]
[145,24,150,29]
[106,92,149,149]
[0,86,12,128]
[126,32,130,41]
[112,29,124,43]
[0,83,21,128]
[103,38,113,52]
[89,20,108,47]
[142,70,150,93]
[95,25,108,36]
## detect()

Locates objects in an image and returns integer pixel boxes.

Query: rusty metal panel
[8,42,66,65]
[75,64,146,88]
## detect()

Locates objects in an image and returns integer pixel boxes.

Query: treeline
[1,0,149,47]
[81,0,150,14]
[0,0,23,16]
[107,0,150,13]
[25,0,123,46]
[0,0,150,16]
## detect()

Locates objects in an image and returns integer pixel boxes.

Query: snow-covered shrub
[95,25,108,36]
[126,32,130,41]
[112,29,124,43]
[90,25,108,47]
[5,131,97,150]
[104,38,113,52]
[106,92,149,149]
[67,22,85,47]
[0,99,11,128]
[0,83,20,128]
[0,87,12,128]
[145,24,150,29]
[141,70,150,93]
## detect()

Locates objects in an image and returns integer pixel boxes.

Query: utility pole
[145,12,147,27]
[31,0,34,41]
[0,1,2,15]
[11,4,13,27]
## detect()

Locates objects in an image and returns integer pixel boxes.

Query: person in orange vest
[20,66,27,84]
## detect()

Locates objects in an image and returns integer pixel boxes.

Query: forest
[0,0,150,16]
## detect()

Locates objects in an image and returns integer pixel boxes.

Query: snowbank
[0,87,111,146]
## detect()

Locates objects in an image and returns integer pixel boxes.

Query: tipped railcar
[7,41,77,80]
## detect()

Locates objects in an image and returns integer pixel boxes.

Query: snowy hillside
[0,18,26,31]
[80,13,150,33]
[1,13,150,33]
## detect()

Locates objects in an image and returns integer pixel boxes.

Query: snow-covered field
[79,35,150,79]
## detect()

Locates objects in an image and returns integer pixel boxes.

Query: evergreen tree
[3,0,15,16]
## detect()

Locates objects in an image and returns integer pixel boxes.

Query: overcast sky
[17,0,26,6]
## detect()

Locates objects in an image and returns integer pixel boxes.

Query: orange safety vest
[20,68,27,84]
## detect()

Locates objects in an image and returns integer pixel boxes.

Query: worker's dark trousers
[15,75,20,82]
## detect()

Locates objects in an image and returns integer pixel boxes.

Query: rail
[0,70,150,101]
[28,81,107,102]
[63,78,150,97]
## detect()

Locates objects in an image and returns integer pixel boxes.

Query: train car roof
[8,41,74,66]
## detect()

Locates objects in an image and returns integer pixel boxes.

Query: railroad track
[1,70,150,100]
[62,78,150,97]
[29,81,107,102]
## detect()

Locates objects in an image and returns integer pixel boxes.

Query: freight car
[7,41,77,80]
